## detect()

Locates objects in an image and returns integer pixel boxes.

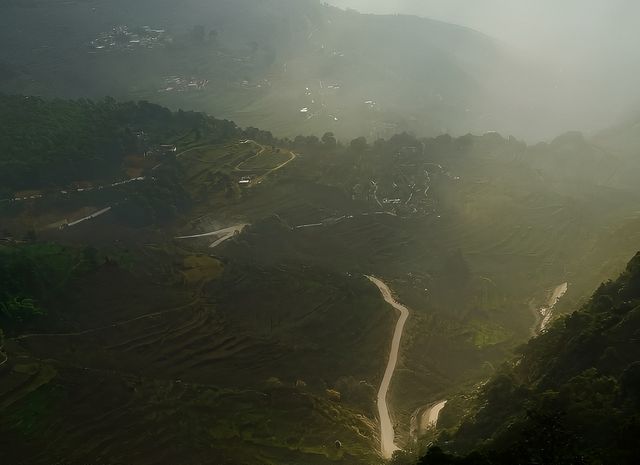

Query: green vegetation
[1,374,379,465]
[0,1,638,462]
[0,240,389,464]
[0,94,238,191]
[2,94,640,464]
[0,243,80,330]
[236,148,292,171]
[411,252,640,464]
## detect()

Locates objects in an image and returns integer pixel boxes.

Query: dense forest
[413,253,640,465]
[0,244,81,332]
[0,95,239,192]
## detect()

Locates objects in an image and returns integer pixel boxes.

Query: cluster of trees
[0,242,119,337]
[278,130,517,157]
[114,160,192,228]
[239,129,341,153]
[409,252,640,465]
[0,95,240,192]
[0,93,523,197]
[0,244,80,332]
[291,132,339,150]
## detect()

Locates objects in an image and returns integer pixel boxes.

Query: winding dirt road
[234,140,297,186]
[11,301,199,342]
[234,141,266,171]
[421,400,447,431]
[366,276,410,460]
[175,224,248,249]
[531,282,569,336]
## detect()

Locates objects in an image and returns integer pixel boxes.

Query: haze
[3,1,640,464]
[328,0,640,137]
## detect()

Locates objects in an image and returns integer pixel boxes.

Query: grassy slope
[0,244,386,464]
[3,97,640,463]
[166,132,640,445]
[419,253,640,465]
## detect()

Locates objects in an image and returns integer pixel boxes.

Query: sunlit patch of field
[180,143,252,176]
[181,255,224,284]
[236,148,292,172]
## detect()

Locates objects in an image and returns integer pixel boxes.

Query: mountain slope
[3,95,640,464]
[0,0,547,140]
[420,252,640,464]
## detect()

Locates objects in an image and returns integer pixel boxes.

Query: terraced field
[3,128,640,463]
[0,364,379,465]
[0,244,392,464]
[196,134,640,446]
[236,148,293,172]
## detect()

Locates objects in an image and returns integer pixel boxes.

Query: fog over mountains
[328,0,640,138]
[2,2,640,464]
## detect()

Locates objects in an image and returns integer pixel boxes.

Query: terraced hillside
[3,98,640,463]
[194,132,640,445]
[0,246,390,465]
[157,128,640,448]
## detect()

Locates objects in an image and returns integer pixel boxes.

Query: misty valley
[1,1,640,465]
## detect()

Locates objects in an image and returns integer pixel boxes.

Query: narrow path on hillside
[234,140,297,186]
[366,276,410,460]
[1,176,149,204]
[234,140,267,171]
[10,300,198,342]
[252,151,297,186]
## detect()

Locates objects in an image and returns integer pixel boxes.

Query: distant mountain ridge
[0,0,559,140]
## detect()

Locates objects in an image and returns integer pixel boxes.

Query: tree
[82,246,99,268]
[0,296,44,324]
[418,447,456,465]
[322,132,337,148]
[621,362,640,403]
[293,135,306,147]
[304,135,320,147]
[350,136,368,152]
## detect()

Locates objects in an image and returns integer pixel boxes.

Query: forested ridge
[415,253,640,465]
[0,94,238,191]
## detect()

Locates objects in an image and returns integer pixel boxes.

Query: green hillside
[413,252,640,465]
[0,0,555,140]
[0,1,639,462]
[2,96,640,464]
